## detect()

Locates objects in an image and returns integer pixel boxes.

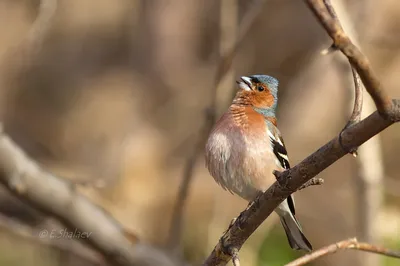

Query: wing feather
[267,125,296,215]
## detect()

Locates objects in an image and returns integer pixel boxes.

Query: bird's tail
[280,213,312,252]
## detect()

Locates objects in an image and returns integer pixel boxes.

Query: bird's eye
[257,85,264,92]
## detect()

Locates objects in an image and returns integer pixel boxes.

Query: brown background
[0,0,399,265]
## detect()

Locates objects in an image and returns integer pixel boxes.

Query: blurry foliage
[0,231,53,266]
[383,238,400,266]
[257,225,299,266]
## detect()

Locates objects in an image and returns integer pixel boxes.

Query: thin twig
[298,178,324,191]
[276,172,324,191]
[168,0,267,253]
[338,66,363,157]
[347,67,363,127]
[285,237,400,266]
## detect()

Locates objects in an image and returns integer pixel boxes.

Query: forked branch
[305,0,399,120]
[320,0,363,156]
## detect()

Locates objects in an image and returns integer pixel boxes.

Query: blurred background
[0,0,399,265]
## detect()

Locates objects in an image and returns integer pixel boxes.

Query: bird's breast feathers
[205,109,283,200]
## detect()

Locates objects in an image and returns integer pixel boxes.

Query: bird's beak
[236,76,252,91]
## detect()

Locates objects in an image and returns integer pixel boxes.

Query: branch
[168,0,267,253]
[203,107,399,266]
[347,67,363,127]
[321,0,363,156]
[202,0,400,265]
[305,0,398,120]
[285,238,400,266]
[339,67,363,157]
[0,127,178,266]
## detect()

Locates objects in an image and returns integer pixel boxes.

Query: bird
[205,74,312,252]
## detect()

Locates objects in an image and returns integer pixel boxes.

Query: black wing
[270,135,290,170]
[269,131,295,215]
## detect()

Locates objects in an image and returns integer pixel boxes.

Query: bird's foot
[223,217,238,234]
[226,214,245,232]
[273,170,288,187]
[229,217,237,228]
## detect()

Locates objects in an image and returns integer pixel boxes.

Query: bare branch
[275,172,324,191]
[285,238,400,266]
[325,3,386,266]
[320,0,363,156]
[348,67,363,127]
[338,67,363,157]
[305,0,398,120]
[0,126,178,266]
[168,0,267,253]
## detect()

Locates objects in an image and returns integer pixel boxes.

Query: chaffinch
[205,75,312,252]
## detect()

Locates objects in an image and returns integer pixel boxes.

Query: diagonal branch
[0,126,179,266]
[203,106,399,266]
[168,0,267,253]
[285,237,400,266]
[202,1,400,265]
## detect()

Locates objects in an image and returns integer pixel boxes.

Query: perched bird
[205,75,312,251]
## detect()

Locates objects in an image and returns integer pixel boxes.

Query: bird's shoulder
[227,105,267,134]
[266,122,291,169]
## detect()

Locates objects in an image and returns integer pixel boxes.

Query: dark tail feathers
[280,214,312,252]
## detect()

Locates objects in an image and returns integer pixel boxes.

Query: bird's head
[234,75,279,111]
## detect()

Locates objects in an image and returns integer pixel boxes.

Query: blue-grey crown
[249,74,279,100]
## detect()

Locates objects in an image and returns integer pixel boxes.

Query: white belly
[206,130,277,201]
